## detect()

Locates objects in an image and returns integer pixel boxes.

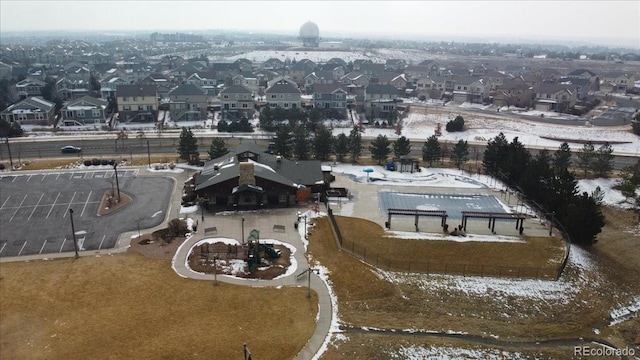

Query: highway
[1,133,637,170]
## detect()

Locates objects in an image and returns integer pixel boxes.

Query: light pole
[113,163,121,202]
[5,137,13,170]
[146,139,151,168]
[69,208,79,259]
[241,217,245,244]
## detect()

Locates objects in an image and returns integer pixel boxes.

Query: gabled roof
[534,83,576,95]
[116,85,158,97]
[455,76,484,86]
[265,81,300,94]
[219,84,252,94]
[567,69,597,77]
[313,84,347,94]
[65,95,108,108]
[365,84,400,95]
[2,96,54,113]
[168,84,207,96]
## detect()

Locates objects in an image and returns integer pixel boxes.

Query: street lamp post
[113,163,121,202]
[69,208,79,259]
[5,137,13,170]
[241,217,245,244]
[147,140,151,168]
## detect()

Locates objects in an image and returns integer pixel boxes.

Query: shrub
[167,218,188,237]
[91,158,101,165]
[0,163,5,170]
[101,159,109,165]
[84,160,93,166]
[446,115,465,132]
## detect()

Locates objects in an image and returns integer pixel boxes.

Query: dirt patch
[127,232,185,260]
[97,190,132,216]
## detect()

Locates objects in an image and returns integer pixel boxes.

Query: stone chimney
[238,162,255,186]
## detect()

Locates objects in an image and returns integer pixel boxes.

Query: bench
[204,227,217,235]
[273,224,285,232]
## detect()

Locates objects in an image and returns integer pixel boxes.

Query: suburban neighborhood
[1,12,639,360]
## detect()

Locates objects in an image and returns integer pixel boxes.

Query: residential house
[478,70,510,91]
[195,142,325,209]
[325,57,347,67]
[265,80,301,110]
[385,59,407,72]
[352,59,372,71]
[287,60,316,86]
[452,77,490,103]
[100,75,130,99]
[60,96,109,126]
[532,68,563,82]
[56,77,90,100]
[65,66,91,83]
[232,73,259,95]
[376,73,408,90]
[341,72,371,87]
[304,70,336,93]
[262,58,285,71]
[172,63,206,83]
[533,83,577,113]
[234,58,254,72]
[364,84,399,117]
[167,84,208,122]
[14,78,45,99]
[140,73,172,99]
[566,69,597,81]
[493,81,534,109]
[404,65,434,83]
[116,85,158,123]
[599,72,634,93]
[186,71,218,96]
[414,76,446,99]
[313,84,347,112]
[159,55,185,71]
[0,96,56,125]
[557,77,591,100]
[359,63,385,76]
[219,84,254,119]
[504,65,532,77]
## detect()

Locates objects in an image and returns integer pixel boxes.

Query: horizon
[1,0,639,49]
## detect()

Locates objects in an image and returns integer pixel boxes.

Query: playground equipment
[244,229,281,271]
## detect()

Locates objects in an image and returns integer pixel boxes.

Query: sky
[1,0,639,48]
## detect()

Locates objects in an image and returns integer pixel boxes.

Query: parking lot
[0,169,174,258]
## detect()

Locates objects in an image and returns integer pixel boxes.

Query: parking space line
[18,241,27,256]
[28,193,45,220]
[60,238,66,252]
[9,194,28,222]
[46,192,61,219]
[83,172,93,179]
[63,192,76,218]
[12,176,19,183]
[39,240,48,254]
[98,235,106,249]
[56,173,61,180]
[80,190,92,216]
[0,196,10,210]
[0,242,6,253]
[41,174,47,181]
[27,174,33,182]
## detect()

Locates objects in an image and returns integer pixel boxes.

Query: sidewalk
[170,207,333,360]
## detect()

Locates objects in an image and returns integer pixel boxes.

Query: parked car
[61,146,82,154]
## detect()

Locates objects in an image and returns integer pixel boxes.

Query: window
[147,105,153,111]
[242,103,248,108]
[123,105,131,111]
[231,103,237,108]
[271,94,276,99]
[336,94,343,99]
[122,97,127,101]
[76,111,85,118]
[92,109,102,117]
[35,112,45,120]
[138,105,144,111]
[223,95,229,99]
[284,103,289,108]
[66,110,74,118]
[132,97,137,101]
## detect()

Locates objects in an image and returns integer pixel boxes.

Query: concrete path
[170,206,333,360]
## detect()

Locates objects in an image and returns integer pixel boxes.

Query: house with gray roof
[265,80,301,109]
[364,84,400,116]
[195,142,325,210]
[599,71,635,93]
[0,96,56,125]
[60,96,109,126]
[116,85,159,123]
[533,83,577,113]
[14,78,45,99]
[313,84,347,111]
[219,84,254,119]
[452,77,490,104]
[167,84,208,122]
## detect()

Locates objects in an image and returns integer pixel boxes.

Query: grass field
[0,253,317,360]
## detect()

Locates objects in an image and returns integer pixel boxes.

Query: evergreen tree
[89,74,101,94]
[505,137,530,184]
[576,142,595,178]
[553,142,572,175]
[0,118,24,138]
[562,192,605,246]
[348,126,362,163]
[445,115,465,132]
[312,125,333,161]
[393,136,411,158]
[334,133,349,162]
[217,119,229,132]
[422,135,441,167]
[292,124,310,160]
[207,138,229,159]
[592,142,614,178]
[369,134,391,165]
[177,127,199,164]
[519,149,553,202]
[482,132,509,176]
[237,116,254,132]
[274,124,292,158]
[259,105,275,131]
[450,139,470,169]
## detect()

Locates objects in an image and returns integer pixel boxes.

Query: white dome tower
[299,21,320,47]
